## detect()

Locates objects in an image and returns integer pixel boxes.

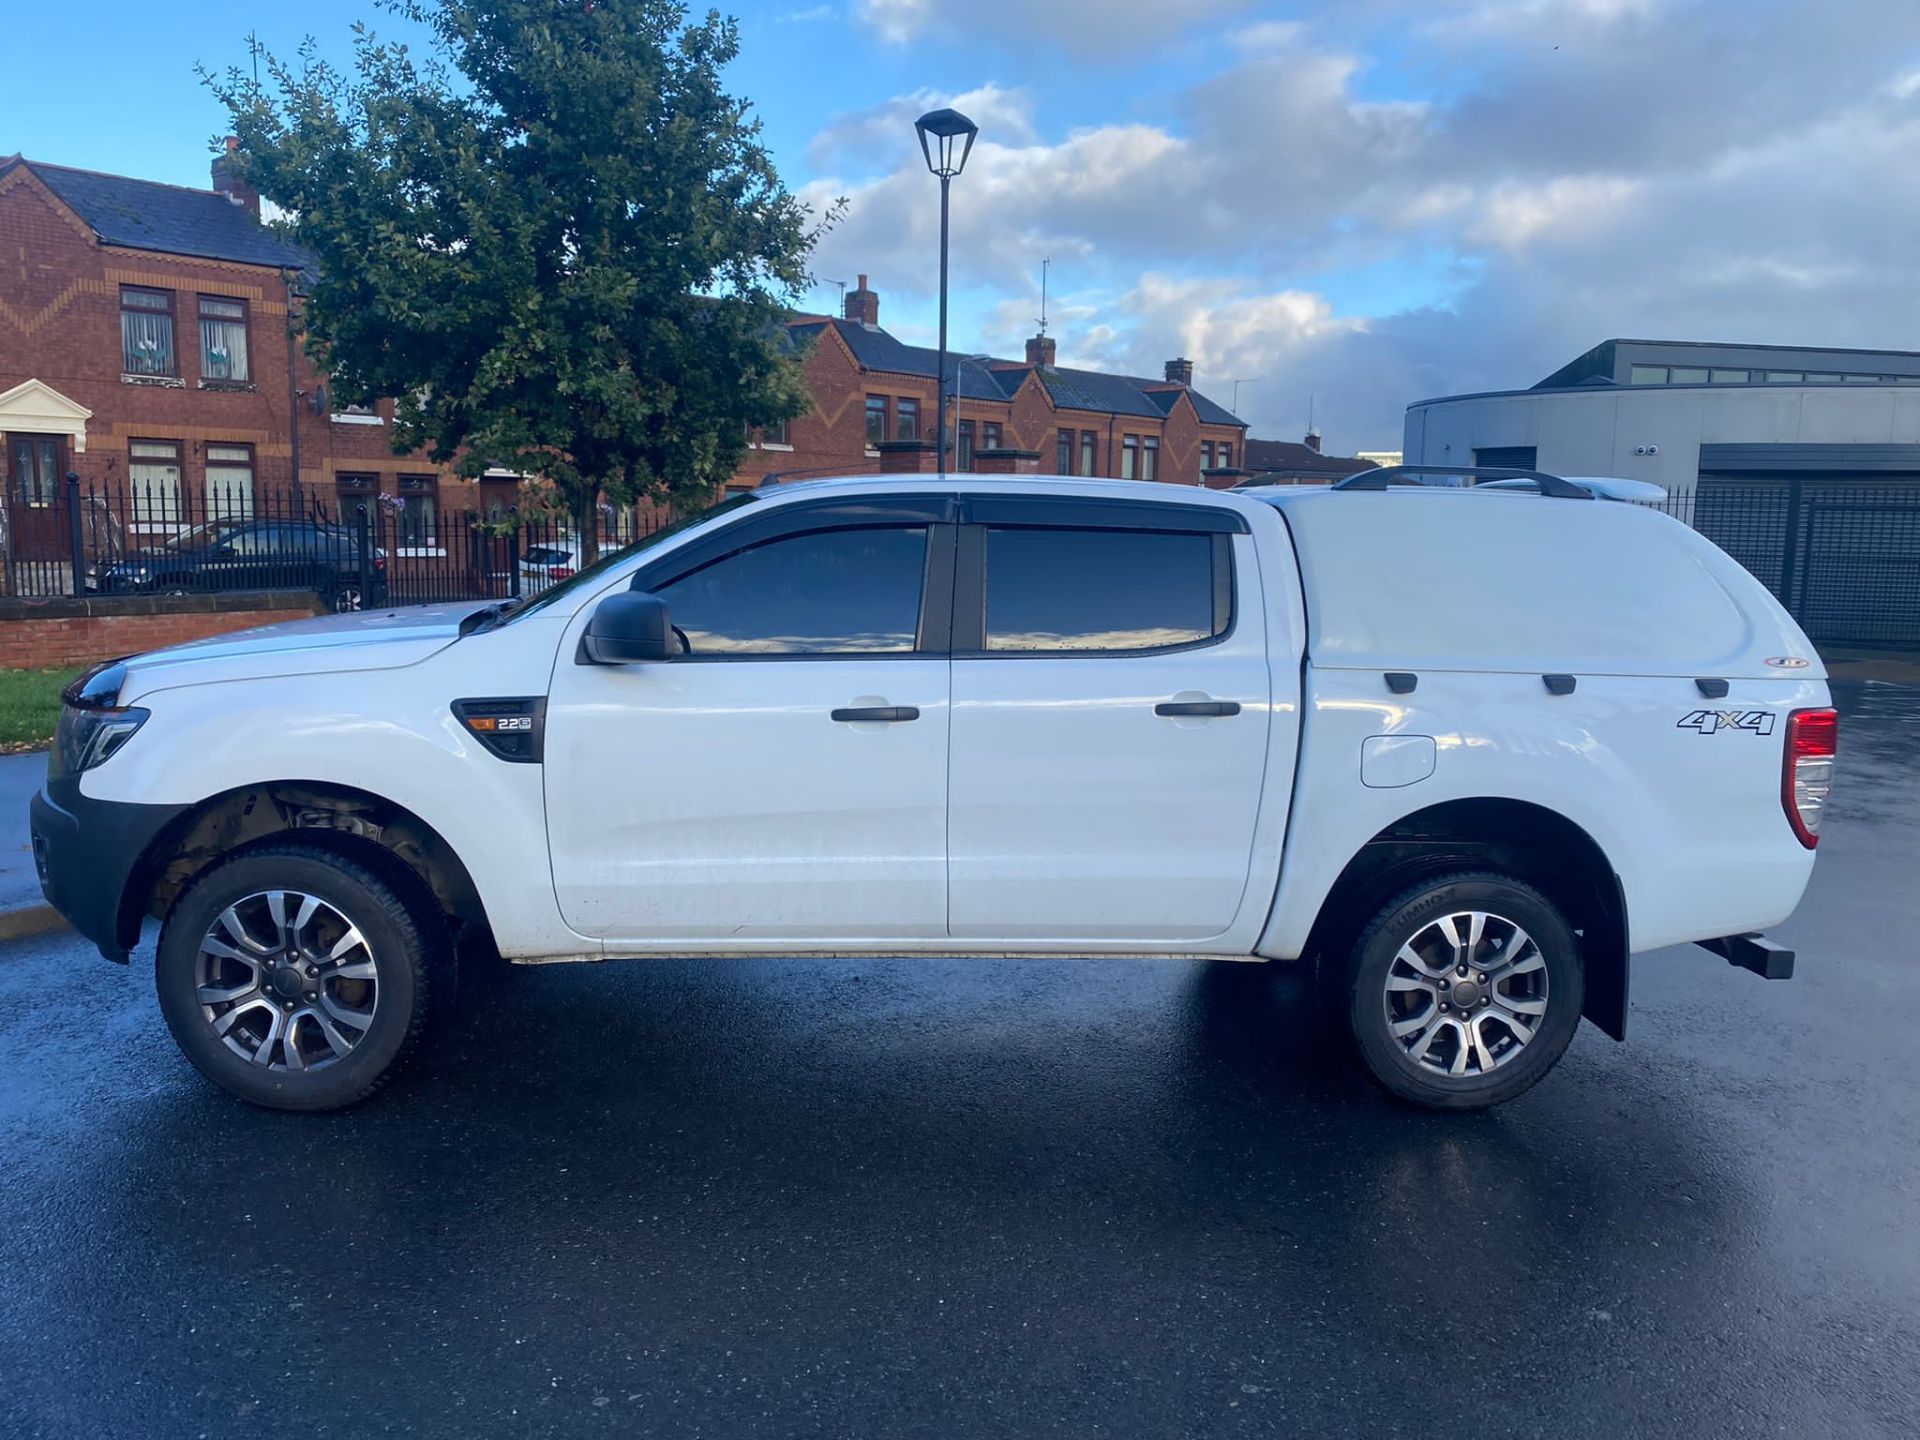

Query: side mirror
[581,589,676,665]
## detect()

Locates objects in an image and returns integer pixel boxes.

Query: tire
[329,582,364,612]
[1345,871,1583,1110]
[155,841,440,1111]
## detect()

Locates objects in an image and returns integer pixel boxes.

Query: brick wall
[0,590,327,671]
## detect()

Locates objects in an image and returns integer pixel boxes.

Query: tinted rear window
[982,527,1223,653]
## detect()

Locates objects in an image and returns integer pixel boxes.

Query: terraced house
[733,276,1249,489]
[0,149,471,570]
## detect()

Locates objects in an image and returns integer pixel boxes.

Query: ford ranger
[30,468,1836,1111]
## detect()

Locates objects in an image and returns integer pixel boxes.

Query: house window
[1079,431,1097,476]
[895,398,920,442]
[764,416,791,446]
[121,287,176,376]
[958,420,975,472]
[1201,441,1215,470]
[982,422,1002,451]
[198,296,250,382]
[1120,434,1139,480]
[1057,429,1074,473]
[865,396,888,447]
[128,439,183,523]
[1216,442,1232,469]
[205,443,255,518]
[398,476,437,548]
[1140,435,1160,482]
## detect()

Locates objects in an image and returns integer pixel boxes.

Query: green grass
[0,669,78,749]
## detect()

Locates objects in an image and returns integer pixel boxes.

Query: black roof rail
[1331,464,1595,500]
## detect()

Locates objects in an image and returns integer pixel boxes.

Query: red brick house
[733,276,1248,490]
[0,150,467,561]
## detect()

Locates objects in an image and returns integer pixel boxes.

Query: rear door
[946,495,1273,944]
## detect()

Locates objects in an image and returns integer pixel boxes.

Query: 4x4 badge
[1678,710,1777,736]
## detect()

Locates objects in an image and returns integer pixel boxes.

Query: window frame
[120,286,177,377]
[894,397,920,443]
[1140,434,1160,482]
[1056,429,1074,474]
[948,495,1243,659]
[1120,434,1140,480]
[196,294,252,383]
[1079,431,1097,477]
[957,419,976,472]
[864,395,889,449]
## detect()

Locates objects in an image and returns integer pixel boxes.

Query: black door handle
[831,706,920,723]
[1154,700,1240,718]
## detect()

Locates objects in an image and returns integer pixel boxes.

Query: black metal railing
[0,477,679,613]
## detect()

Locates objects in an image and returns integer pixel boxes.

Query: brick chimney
[1026,334,1057,368]
[1164,358,1194,387]
[1304,430,1322,453]
[844,273,879,328]
[211,137,260,219]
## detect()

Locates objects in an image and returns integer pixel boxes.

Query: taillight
[1783,707,1838,848]
[549,566,574,580]
[374,556,387,571]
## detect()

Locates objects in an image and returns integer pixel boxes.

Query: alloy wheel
[194,890,379,1072]
[1381,910,1549,1078]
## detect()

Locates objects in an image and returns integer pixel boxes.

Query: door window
[982,527,1223,653]
[659,526,929,655]
[9,436,60,507]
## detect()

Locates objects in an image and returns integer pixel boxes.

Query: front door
[5,434,68,564]
[946,498,1273,944]
[545,502,955,946]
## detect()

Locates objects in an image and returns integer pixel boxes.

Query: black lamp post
[914,107,978,479]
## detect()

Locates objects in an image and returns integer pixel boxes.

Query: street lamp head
[914,108,979,179]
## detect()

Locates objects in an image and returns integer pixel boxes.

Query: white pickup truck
[31,469,1837,1112]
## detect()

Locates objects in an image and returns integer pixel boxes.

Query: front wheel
[155,842,439,1110]
[1345,872,1583,1110]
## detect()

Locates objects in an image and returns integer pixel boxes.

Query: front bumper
[30,774,186,962]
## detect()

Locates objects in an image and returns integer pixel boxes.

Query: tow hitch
[1697,933,1795,980]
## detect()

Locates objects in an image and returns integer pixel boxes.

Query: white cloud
[856,0,1251,50]
[811,0,1920,452]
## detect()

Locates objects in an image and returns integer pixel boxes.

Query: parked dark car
[95,520,388,611]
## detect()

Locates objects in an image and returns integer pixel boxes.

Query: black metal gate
[1681,476,1920,646]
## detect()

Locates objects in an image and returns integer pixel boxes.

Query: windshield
[497,493,759,623]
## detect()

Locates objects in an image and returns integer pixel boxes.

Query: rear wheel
[329,582,364,612]
[1345,872,1583,1110]
[155,842,439,1111]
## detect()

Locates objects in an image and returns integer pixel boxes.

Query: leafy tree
[207,0,826,550]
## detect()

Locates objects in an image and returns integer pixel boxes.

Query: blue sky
[8,1,1920,450]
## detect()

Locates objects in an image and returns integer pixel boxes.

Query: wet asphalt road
[2,684,1918,1439]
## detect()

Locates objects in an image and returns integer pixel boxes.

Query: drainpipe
[284,269,303,502]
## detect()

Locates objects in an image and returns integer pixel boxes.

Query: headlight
[53,660,149,776]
